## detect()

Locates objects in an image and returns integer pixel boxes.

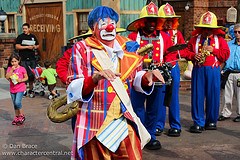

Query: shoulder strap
[195,35,201,54]
[173,30,178,45]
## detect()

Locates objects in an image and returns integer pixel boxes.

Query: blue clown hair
[88,6,119,30]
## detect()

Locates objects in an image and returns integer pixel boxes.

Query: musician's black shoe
[145,139,161,150]
[168,128,181,137]
[189,125,204,133]
[233,116,240,122]
[155,128,163,136]
[218,115,230,121]
[205,123,217,130]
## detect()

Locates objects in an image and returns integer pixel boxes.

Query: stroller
[29,66,60,100]
[28,66,47,98]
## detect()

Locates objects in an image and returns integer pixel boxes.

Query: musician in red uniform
[155,3,185,137]
[180,11,230,133]
[127,2,174,150]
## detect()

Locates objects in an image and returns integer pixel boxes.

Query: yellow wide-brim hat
[194,11,222,28]
[127,2,163,31]
[116,28,126,33]
[158,3,181,18]
[68,28,126,41]
[68,29,93,41]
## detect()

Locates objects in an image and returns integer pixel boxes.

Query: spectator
[40,61,58,98]
[218,23,240,122]
[15,23,39,96]
[5,53,28,125]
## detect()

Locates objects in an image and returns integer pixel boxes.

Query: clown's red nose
[105,24,114,32]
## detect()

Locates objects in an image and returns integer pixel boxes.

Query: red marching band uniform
[180,11,230,132]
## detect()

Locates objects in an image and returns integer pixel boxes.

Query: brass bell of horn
[47,94,80,123]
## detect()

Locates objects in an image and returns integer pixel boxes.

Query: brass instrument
[137,43,154,56]
[47,94,80,123]
[198,36,211,64]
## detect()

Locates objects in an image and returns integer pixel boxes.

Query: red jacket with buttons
[180,35,230,66]
[128,30,174,65]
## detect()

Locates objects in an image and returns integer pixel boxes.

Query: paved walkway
[0,78,239,160]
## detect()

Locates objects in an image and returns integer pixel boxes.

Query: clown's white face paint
[97,18,116,41]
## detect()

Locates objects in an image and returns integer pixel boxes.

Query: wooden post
[238,0,240,22]
[102,0,120,14]
[102,0,120,27]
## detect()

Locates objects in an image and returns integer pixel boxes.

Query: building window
[7,14,15,33]
[77,12,89,35]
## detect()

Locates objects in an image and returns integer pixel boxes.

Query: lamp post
[185,1,191,11]
[0,8,7,33]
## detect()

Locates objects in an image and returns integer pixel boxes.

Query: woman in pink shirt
[6,53,28,125]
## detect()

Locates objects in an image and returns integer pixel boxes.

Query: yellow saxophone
[198,36,210,64]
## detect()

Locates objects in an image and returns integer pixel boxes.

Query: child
[5,53,28,125]
[40,61,58,97]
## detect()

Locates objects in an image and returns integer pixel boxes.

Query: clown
[61,6,165,159]
[180,11,230,133]
[56,25,126,133]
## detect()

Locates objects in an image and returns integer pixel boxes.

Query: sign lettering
[30,24,61,33]
[30,14,59,21]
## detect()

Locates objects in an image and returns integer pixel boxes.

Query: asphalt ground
[0,78,239,160]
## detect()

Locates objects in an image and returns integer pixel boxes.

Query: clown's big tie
[96,116,128,152]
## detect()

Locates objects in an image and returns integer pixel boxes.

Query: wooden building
[0,0,238,67]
